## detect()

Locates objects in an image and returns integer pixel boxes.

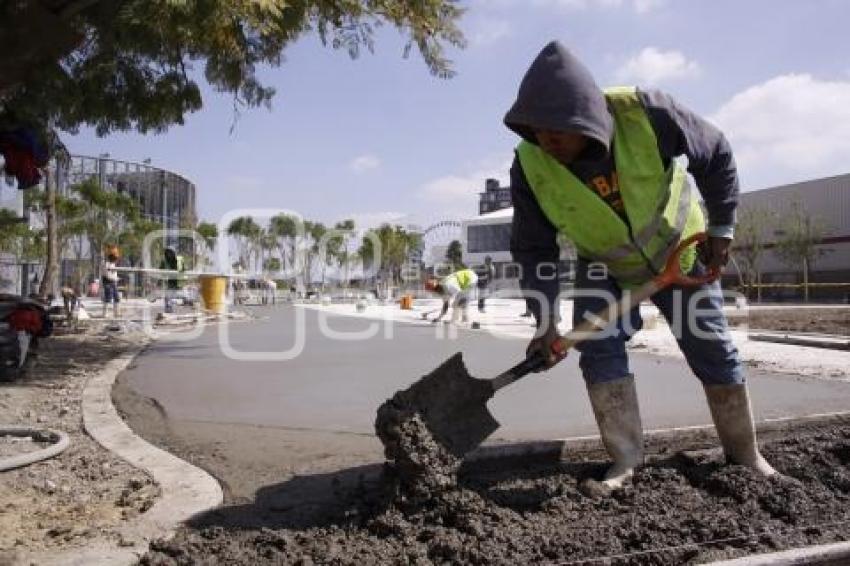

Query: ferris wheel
[420,220,463,268]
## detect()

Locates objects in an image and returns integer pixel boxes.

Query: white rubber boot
[704,384,777,476]
[586,376,644,489]
[112,302,120,320]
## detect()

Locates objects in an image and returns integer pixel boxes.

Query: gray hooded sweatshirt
[504,41,740,323]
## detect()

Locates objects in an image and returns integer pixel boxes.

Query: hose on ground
[0,426,70,471]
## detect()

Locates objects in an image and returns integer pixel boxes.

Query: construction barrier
[198,275,227,313]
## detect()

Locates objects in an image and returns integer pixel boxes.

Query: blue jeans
[102,281,120,304]
[572,259,743,386]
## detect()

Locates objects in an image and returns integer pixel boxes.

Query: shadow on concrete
[186,462,392,530]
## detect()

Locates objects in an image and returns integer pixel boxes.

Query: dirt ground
[137,415,850,565]
[0,327,159,564]
[728,307,850,336]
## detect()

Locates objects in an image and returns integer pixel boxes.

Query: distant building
[478,178,511,215]
[59,154,196,230]
[730,172,850,301]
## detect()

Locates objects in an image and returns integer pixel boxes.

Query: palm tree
[331,219,355,288]
[227,216,261,271]
[196,221,218,270]
[269,213,297,277]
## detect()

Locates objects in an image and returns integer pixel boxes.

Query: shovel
[389,233,720,458]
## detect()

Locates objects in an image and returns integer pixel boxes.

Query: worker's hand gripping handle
[656,232,721,288]
[546,232,719,361]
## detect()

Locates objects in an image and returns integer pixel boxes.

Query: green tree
[304,221,328,288]
[2,1,465,134]
[732,206,776,302]
[774,200,831,303]
[196,220,218,269]
[259,228,278,274]
[446,239,463,269]
[227,216,261,270]
[269,213,299,277]
[264,257,282,273]
[359,223,418,288]
[357,232,376,282]
[326,219,355,287]
[71,177,141,279]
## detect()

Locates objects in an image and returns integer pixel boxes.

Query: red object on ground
[7,308,43,334]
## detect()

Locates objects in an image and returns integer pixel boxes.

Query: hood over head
[504,41,612,161]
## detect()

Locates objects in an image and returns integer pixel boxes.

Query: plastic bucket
[199,275,227,313]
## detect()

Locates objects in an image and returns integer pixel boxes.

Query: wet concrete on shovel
[140,417,850,565]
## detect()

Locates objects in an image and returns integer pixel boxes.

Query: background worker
[160,247,185,314]
[475,255,496,313]
[425,268,478,325]
[101,252,120,319]
[505,41,776,489]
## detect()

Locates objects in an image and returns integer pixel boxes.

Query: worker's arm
[510,158,565,369]
[432,298,450,322]
[639,89,739,269]
[510,157,560,326]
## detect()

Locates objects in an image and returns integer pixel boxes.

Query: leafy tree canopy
[1,0,465,135]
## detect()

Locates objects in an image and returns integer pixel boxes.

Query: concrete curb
[749,332,850,351]
[708,540,850,565]
[26,340,223,566]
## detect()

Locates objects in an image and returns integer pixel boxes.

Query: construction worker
[425,268,478,325]
[475,255,496,313]
[101,252,120,319]
[505,41,776,489]
[160,247,185,314]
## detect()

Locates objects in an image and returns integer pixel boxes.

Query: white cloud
[417,156,512,218]
[531,0,663,13]
[633,0,665,13]
[349,154,381,173]
[614,47,701,85]
[470,19,513,47]
[710,74,850,189]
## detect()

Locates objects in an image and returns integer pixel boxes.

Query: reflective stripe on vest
[443,269,475,290]
[515,86,705,287]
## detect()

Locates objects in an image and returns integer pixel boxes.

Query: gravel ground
[730,308,850,336]
[140,417,850,565]
[0,326,159,563]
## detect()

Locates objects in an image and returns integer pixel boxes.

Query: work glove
[525,317,567,372]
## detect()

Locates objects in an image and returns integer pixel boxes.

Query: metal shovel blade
[402,353,499,457]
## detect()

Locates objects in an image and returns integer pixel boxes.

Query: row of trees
[224,215,423,289]
[733,200,830,302]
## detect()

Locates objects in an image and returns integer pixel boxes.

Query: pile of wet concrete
[142,418,850,565]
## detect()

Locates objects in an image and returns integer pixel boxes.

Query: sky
[68,0,850,231]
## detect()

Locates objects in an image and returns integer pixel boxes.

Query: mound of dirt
[141,420,850,565]
[374,396,461,498]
